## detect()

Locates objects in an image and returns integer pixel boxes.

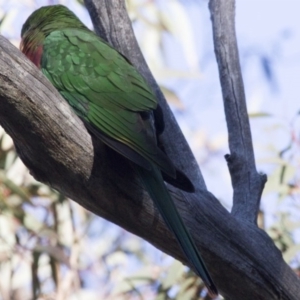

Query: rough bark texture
[0,0,299,299]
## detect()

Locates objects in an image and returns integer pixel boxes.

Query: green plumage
[42,28,177,176]
[21,5,217,296]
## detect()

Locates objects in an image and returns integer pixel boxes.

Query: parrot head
[21,5,86,39]
[20,5,87,66]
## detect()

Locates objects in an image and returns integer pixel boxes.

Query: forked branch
[209,0,267,223]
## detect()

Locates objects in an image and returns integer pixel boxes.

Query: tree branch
[0,1,299,298]
[209,0,267,223]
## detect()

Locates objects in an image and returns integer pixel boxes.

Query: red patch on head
[20,38,43,69]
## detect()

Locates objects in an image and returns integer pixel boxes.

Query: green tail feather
[136,166,218,296]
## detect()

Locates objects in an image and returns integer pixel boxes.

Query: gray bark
[209,0,267,224]
[0,0,298,299]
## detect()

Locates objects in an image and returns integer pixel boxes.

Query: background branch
[209,0,267,223]
[0,1,299,299]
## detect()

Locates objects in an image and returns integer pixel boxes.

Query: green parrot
[20,5,217,296]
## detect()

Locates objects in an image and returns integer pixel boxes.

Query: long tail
[136,166,218,296]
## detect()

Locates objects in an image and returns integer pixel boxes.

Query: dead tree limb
[209,0,266,224]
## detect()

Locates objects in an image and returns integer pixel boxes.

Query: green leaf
[0,171,31,202]
[177,285,197,300]
[161,260,184,289]
[283,244,300,263]
[248,112,272,118]
[177,276,197,296]
[160,86,185,110]
[34,245,70,267]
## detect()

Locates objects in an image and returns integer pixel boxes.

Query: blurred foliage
[0,0,300,300]
[126,0,200,76]
[261,111,300,273]
[0,130,215,299]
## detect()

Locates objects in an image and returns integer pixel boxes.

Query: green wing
[41,29,175,177]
